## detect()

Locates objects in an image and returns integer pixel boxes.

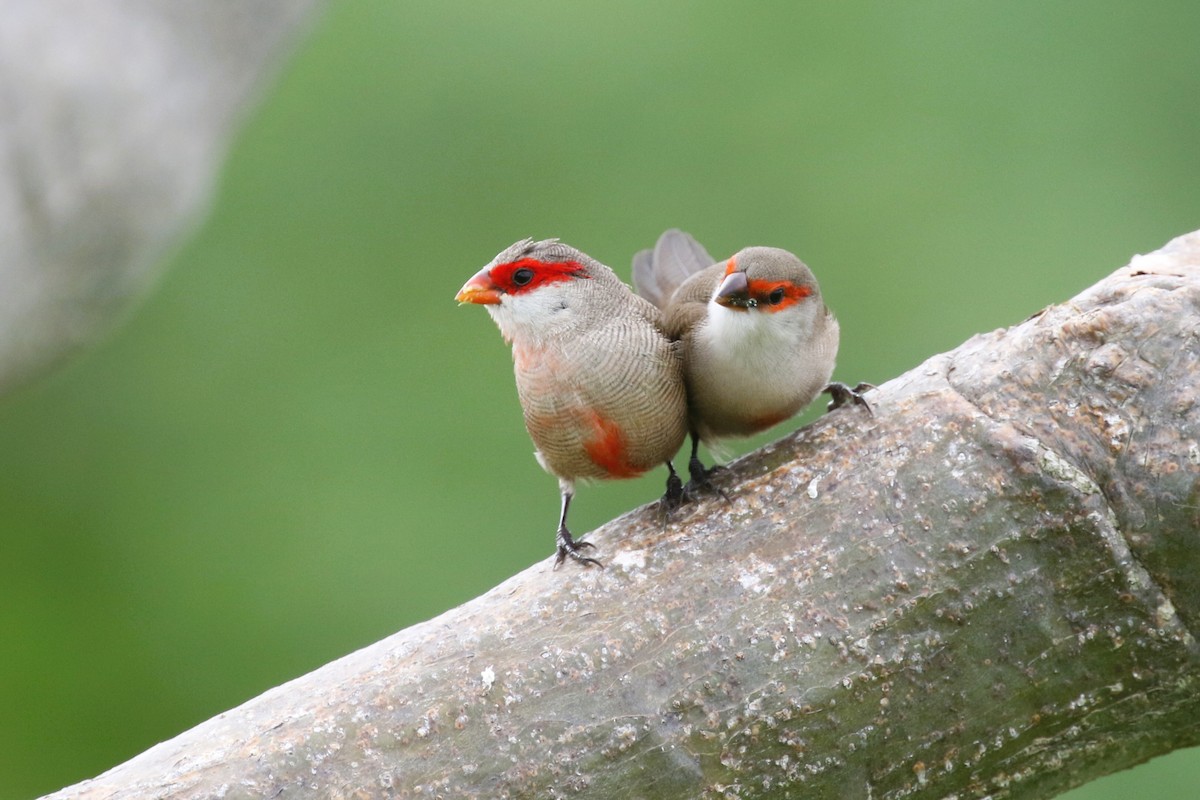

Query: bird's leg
[824,381,875,415]
[687,434,715,486]
[655,460,687,528]
[684,433,729,502]
[553,486,603,569]
[661,460,684,510]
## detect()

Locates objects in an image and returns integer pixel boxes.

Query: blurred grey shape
[0,0,324,394]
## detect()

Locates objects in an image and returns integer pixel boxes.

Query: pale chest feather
[688,304,838,437]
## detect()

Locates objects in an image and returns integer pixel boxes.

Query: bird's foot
[660,468,685,512]
[685,457,730,503]
[824,382,875,414]
[554,527,603,569]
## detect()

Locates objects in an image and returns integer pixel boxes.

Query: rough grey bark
[42,231,1200,799]
[0,0,323,394]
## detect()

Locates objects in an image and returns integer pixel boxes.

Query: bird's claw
[824,382,875,415]
[685,459,730,504]
[554,529,603,569]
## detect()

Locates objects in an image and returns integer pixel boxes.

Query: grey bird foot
[824,382,875,414]
[554,528,603,569]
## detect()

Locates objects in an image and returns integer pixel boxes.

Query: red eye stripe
[489,258,589,295]
[747,279,811,312]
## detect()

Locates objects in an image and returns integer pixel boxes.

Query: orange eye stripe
[746,279,811,312]
[723,256,738,276]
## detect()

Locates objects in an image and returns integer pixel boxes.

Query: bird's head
[712,247,820,315]
[456,239,598,342]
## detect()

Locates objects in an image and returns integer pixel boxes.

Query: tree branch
[0,1,322,394]
[43,231,1200,799]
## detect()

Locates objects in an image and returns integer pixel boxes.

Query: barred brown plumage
[456,238,688,568]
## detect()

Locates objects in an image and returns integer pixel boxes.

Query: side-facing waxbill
[457,238,688,567]
[633,229,870,490]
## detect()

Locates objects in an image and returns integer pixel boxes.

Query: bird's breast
[508,327,686,482]
[688,307,837,439]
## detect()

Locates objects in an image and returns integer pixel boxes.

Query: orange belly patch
[747,409,792,433]
[583,411,642,478]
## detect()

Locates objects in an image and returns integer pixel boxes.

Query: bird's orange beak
[455,267,502,305]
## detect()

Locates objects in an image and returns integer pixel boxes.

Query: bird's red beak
[455,267,502,305]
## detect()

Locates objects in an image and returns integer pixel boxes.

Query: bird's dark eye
[768,287,786,305]
[512,267,534,286]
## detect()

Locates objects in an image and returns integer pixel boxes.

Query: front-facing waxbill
[632,229,871,492]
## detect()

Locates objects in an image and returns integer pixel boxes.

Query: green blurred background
[2,2,1198,797]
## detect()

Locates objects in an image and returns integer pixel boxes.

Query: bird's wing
[632,229,716,309]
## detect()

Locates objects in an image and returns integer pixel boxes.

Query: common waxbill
[456,238,688,567]
[633,229,870,490]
